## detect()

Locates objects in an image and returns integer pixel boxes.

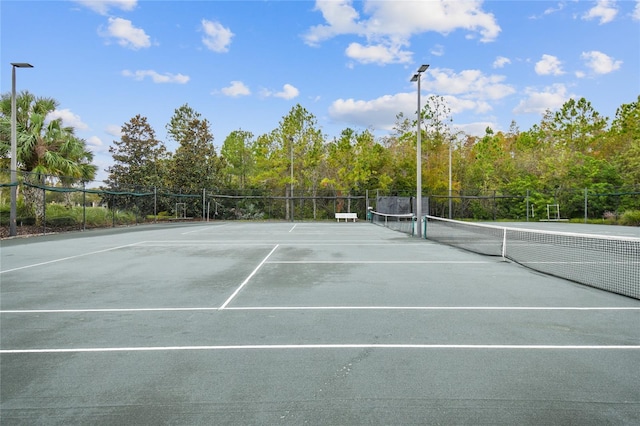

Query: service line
[181,223,229,235]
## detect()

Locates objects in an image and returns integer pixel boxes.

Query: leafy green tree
[609,96,640,185]
[220,129,255,190]
[352,129,391,191]
[0,91,97,223]
[548,97,608,154]
[380,112,416,194]
[250,104,325,219]
[106,114,166,189]
[420,95,453,194]
[106,114,167,214]
[166,104,221,195]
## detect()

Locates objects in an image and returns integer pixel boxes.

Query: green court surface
[1,222,639,425]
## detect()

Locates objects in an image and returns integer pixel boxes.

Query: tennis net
[370,211,415,235]
[424,215,640,300]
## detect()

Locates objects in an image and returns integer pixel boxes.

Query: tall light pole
[449,136,453,219]
[410,64,429,238]
[289,136,294,222]
[9,62,34,237]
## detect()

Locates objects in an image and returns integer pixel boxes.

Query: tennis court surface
[1,221,639,425]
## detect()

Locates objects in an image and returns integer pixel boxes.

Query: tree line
[1,91,639,223]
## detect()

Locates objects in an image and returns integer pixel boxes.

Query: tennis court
[1,221,639,424]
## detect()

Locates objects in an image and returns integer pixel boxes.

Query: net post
[501,228,507,259]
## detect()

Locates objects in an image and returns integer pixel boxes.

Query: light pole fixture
[9,62,34,237]
[410,64,429,238]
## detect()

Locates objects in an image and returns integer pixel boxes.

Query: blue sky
[2,0,639,182]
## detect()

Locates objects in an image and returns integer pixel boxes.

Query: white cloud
[493,56,511,69]
[221,81,251,97]
[535,54,564,76]
[454,121,498,137]
[329,89,497,132]
[101,17,150,50]
[269,84,300,100]
[86,136,104,150]
[345,42,412,64]
[329,93,414,131]
[583,0,618,24]
[304,0,363,46]
[423,68,515,101]
[326,68,513,132]
[122,69,189,84]
[513,84,572,114]
[261,84,299,100]
[201,19,233,52]
[304,0,500,65]
[74,0,137,15]
[581,50,622,74]
[634,0,640,20]
[430,44,445,57]
[543,2,565,16]
[47,109,89,130]
[106,124,122,137]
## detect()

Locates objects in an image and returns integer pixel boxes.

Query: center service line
[219,244,280,310]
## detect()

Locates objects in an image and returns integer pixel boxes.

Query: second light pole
[410,64,429,238]
[10,62,34,237]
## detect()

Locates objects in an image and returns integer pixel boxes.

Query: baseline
[3,306,637,315]
[3,343,639,354]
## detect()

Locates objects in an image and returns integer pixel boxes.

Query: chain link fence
[0,170,374,237]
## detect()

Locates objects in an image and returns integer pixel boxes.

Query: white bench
[335,212,357,222]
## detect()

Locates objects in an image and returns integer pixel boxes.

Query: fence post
[154,186,157,223]
[83,182,86,231]
[42,186,46,235]
[526,190,530,222]
[584,188,588,223]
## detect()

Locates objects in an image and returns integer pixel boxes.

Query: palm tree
[0,90,97,224]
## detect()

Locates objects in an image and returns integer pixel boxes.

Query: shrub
[47,216,77,227]
[619,210,640,226]
[602,211,617,224]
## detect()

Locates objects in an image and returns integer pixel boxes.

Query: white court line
[289,224,297,233]
[222,306,640,311]
[267,261,494,264]
[181,223,229,235]
[0,242,144,274]
[219,244,280,309]
[2,306,638,314]
[1,308,221,314]
[2,344,639,354]
[135,241,409,245]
